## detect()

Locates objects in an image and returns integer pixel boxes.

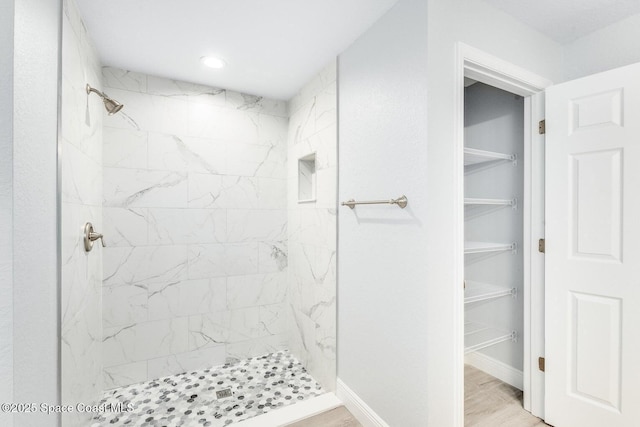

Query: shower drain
[216,389,233,399]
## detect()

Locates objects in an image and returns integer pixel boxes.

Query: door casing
[453,42,551,422]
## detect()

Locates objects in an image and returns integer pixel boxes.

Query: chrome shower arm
[86,83,124,115]
[86,84,105,98]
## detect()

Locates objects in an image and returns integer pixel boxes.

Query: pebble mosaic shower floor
[93,350,324,426]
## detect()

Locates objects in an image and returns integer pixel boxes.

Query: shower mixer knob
[84,222,106,252]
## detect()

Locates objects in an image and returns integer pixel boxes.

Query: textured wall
[287,60,337,391]
[563,13,640,82]
[101,68,289,388]
[338,0,430,424]
[0,0,14,425]
[13,0,61,425]
[60,0,104,424]
[424,1,561,423]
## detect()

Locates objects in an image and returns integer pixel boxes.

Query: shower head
[86,84,124,115]
[102,97,124,115]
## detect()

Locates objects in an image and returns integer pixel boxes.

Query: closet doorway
[456,45,640,427]
[454,43,548,424]
[463,79,526,422]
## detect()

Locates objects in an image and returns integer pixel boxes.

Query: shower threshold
[92,350,326,426]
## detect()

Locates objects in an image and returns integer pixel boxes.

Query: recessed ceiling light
[200,56,226,69]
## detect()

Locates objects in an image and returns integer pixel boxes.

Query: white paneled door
[545,62,640,427]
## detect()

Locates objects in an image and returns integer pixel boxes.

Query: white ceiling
[483,0,640,44]
[75,0,400,100]
[76,0,640,101]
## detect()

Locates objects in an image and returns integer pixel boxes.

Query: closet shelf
[464,148,516,166]
[464,241,516,254]
[464,321,516,354]
[464,198,516,207]
[464,281,516,304]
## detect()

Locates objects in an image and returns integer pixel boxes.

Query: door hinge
[538,357,545,372]
[538,119,546,135]
[538,238,545,253]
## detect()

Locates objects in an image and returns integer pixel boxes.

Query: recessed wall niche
[298,153,316,203]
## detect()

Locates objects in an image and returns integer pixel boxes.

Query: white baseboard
[235,392,341,427]
[465,352,523,390]
[336,378,389,427]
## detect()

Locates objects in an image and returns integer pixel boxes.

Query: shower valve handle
[84,222,106,252]
[89,231,105,246]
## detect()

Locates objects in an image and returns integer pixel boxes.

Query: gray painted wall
[13,0,62,425]
[563,13,640,82]
[338,0,429,425]
[338,0,564,424]
[0,0,15,425]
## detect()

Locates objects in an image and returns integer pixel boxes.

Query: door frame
[453,42,552,419]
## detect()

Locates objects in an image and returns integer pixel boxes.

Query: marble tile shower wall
[60,0,104,425]
[101,67,289,388]
[287,60,337,391]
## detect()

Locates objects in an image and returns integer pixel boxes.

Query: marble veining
[162,134,221,174]
[148,278,227,321]
[102,68,148,93]
[148,77,226,101]
[104,169,188,208]
[269,244,288,271]
[188,175,260,209]
[103,245,188,287]
[286,60,337,392]
[61,0,104,425]
[227,273,287,310]
[236,94,263,111]
[292,98,317,145]
[102,68,289,387]
[117,110,141,130]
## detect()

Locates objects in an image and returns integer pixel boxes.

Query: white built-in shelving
[464,147,516,166]
[464,321,515,354]
[464,241,515,255]
[464,280,516,304]
[464,145,518,354]
[464,198,516,207]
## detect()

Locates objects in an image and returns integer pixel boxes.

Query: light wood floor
[465,364,549,426]
[288,366,548,427]
[286,406,362,427]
